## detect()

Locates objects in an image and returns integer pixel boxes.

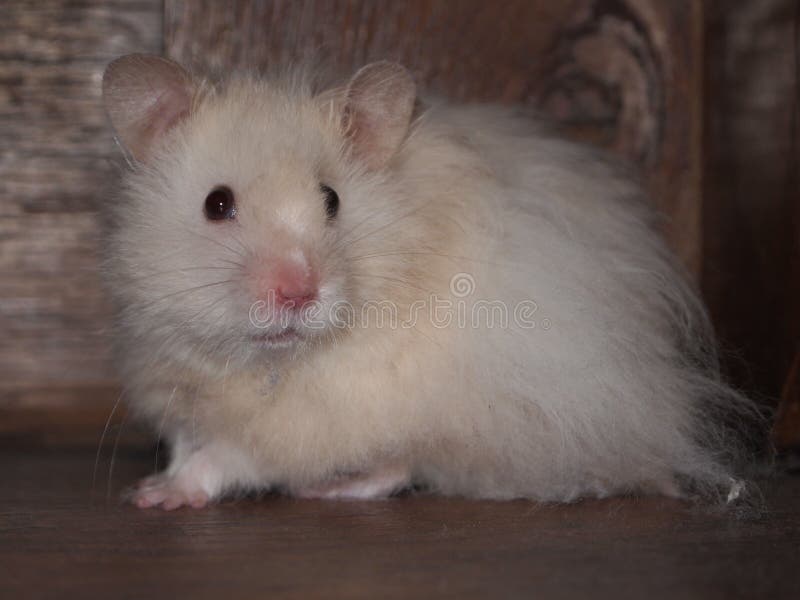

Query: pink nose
[274,282,317,309]
[257,260,317,310]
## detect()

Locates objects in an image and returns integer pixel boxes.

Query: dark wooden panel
[165,0,704,272]
[702,0,798,413]
[0,385,150,449]
[0,1,162,398]
[2,451,800,599]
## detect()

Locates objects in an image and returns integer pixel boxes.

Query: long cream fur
[103,59,757,506]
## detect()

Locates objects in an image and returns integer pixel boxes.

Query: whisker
[333,203,428,254]
[349,250,500,266]
[171,222,247,259]
[192,388,198,451]
[349,273,433,294]
[106,408,129,502]
[227,229,250,256]
[92,387,127,501]
[134,279,239,314]
[141,293,234,374]
[221,354,232,399]
[332,210,388,251]
[122,265,241,285]
[217,257,247,270]
[153,386,178,476]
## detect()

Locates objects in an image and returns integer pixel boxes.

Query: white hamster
[101,54,756,509]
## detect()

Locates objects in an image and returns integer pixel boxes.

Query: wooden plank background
[703,0,800,426]
[0,0,162,445]
[0,0,796,448]
[703,0,800,404]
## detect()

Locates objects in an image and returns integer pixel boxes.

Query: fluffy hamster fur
[101,55,757,508]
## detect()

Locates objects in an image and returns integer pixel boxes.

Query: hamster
[100,54,757,510]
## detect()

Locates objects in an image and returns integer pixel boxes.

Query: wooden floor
[1,449,798,599]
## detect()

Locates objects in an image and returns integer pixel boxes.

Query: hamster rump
[101,54,759,509]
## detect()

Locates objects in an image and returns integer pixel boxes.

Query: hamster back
[101,55,758,509]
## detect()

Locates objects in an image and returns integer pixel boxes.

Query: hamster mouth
[250,327,302,348]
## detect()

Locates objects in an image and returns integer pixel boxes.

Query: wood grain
[702,0,798,410]
[0,384,149,449]
[165,0,704,272]
[2,451,799,599]
[0,1,162,398]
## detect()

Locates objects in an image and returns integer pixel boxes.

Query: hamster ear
[102,54,195,162]
[343,62,416,170]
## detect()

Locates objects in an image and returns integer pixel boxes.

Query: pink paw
[131,474,210,510]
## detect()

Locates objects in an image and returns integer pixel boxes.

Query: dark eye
[204,186,236,221]
[320,184,339,219]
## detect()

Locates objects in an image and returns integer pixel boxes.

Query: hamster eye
[204,186,236,221]
[320,184,339,219]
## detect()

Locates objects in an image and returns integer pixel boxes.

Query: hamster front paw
[129,438,260,510]
[132,473,210,510]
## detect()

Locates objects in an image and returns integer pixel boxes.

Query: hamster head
[102,55,418,374]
